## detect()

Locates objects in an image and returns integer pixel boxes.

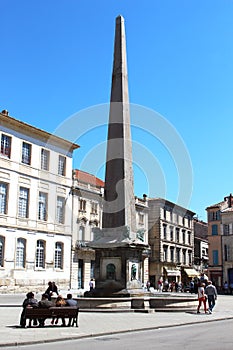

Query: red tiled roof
[74,169,104,188]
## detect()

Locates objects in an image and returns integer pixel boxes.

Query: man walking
[205,280,217,314]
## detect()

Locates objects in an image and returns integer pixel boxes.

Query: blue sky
[1,0,233,221]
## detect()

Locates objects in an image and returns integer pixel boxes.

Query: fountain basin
[75,293,197,312]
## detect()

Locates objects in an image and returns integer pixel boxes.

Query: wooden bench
[24,307,79,327]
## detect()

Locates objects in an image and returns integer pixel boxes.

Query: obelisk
[102,15,136,234]
[89,16,149,296]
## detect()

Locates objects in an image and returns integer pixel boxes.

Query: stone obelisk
[102,15,136,234]
[90,16,149,296]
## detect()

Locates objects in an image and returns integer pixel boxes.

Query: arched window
[16,238,26,268]
[0,236,5,267]
[54,242,63,269]
[36,240,45,268]
[106,263,116,280]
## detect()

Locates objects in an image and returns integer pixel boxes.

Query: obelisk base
[85,243,149,297]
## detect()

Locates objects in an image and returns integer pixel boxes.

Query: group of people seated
[20,283,78,328]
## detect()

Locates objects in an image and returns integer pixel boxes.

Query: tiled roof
[206,201,224,210]
[221,207,233,213]
[74,169,104,188]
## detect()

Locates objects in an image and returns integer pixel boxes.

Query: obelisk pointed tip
[116,15,125,22]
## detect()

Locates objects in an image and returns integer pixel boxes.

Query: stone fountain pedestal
[87,227,150,297]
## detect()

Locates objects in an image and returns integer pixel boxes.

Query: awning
[164,267,181,277]
[184,268,199,277]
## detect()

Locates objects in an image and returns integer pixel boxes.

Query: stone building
[148,198,196,288]
[0,110,79,291]
[134,195,150,286]
[70,169,104,290]
[206,194,233,290]
[193,219,208,273]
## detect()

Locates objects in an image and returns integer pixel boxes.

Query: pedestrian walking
[146,280,151,291]
[197,282,207,314]
[158,279,163,292]
[223,281,229,294]
[205,280,217,314]
[190,279,195,294]
[89,279,94,291]
[164,279,169,292]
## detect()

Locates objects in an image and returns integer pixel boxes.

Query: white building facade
[0,110,78,292]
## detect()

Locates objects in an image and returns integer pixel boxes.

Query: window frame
[0,182,8,215]
[21,141,31,165]
[54,242,63,269]
[188,250,192,265]
[211,224,218,236]
[170,226,174,241]
[182,229,186,244]
[138,213,144,225]
[35,240,45,269]
[1,133,11,158]
[18,187,29,218]
[183,249,187,265]
[0,236,5,267]
[58,155,66,176]
[16,238,26,268]
[38,192,48,221]
[176,248,180,263]
[41,148,50,171]
[187,231,191,245]
[223,224,230,236]
[79,199,86,212]
[213,250,219,265]
[176,228,180,242]
[163,224,167,240]
[91,202,98,214]
[56,196,65,224]
[170,247,174,262]
[163,245,168,261]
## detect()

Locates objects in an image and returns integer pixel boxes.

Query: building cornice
[0,112,79,152]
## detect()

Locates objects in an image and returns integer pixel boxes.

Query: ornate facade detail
[136,229,145,242]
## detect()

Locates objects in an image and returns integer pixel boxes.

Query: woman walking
[197,283,207,314]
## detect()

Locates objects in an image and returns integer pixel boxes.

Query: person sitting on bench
[66,294,78,327]
[38,293,53,327]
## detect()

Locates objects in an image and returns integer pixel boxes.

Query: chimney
[1,110,9,116]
